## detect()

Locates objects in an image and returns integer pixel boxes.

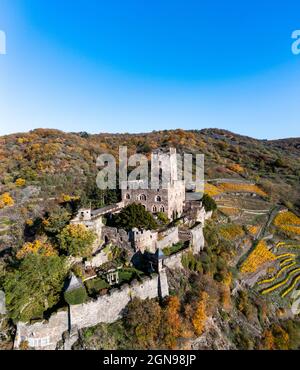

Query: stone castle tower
[122,148,185,220]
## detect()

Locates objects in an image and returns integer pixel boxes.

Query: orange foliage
[192,291,209,336]
[16,240,58,260]
[227,163,245,173]
[163,296,182,349]
[0,192,14,209]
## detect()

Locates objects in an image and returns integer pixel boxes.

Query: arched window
[155,195,162,202]
[140,194,147,201]
[125,193,131,200]
[160,206,165,212]
[153,205,157,213]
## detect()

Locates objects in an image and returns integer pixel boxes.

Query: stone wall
[190,224,205,254]
[122,187,170,217]
[14,272,169,350]
[14,310,69,350]
[101,226,133,257]
[156,227,179,250]
[131,228,158,253]
[163,248,190,270]
[70,273,166,329]
[85,249,109,268]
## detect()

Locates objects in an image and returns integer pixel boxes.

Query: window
[155,195,162,202]
[140,194,147,201]
[125,193,131,200]
[153,206,157,213]
[160,206,165,212]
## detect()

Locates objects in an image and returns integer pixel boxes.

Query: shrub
[86,278,109,295]
[202,194,217,212]
[15,178,26,187]
[157,212,169,225]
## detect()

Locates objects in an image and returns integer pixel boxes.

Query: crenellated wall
[14,310,69,350]
[14,272,169,351]
[156,227,179,250]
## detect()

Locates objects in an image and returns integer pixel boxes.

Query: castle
[13,148,210,350]
[122,148,186,220]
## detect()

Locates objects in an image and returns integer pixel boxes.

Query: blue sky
[0,0,300,139]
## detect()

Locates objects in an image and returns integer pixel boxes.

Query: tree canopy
[58,224,96,258]
[4,254,67,322]
[110,203,158,231]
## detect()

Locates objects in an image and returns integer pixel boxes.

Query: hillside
[0,127,299,252]
[1,128,300,350]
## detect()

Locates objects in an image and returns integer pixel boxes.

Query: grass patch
[0,217,14,227]
[85,278,110,295]
[118,268,143,284]
[163,241,185,256]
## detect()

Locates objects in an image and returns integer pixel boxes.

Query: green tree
[43,206,71,236]
[4,254,67,322]
[111,203,158,231]
[202,194,217,212]
[58,224,96,258]
[157,212,169,225]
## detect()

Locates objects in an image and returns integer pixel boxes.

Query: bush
[157,212,169,225]
[64,287,88,305]
[86,278,109,295]
[202,194,217,212]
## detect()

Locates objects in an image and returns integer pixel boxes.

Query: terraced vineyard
[255,242,300,298]
[273,211,300,237]
[238,207,300,301]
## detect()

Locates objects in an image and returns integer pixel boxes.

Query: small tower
[78,208,91,221]
[155,248,165,273]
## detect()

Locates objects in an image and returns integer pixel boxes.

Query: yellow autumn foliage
[247,225,259,236]
[204,183,221,197]
[16,240,58,260]
[15,178,26,187]
[192,292,209,336]
[240,241,276,274]
[274,211,300,236]
[219,224,245,241]
[26,219,34,226]
[0,192,14,209]
[218,183,267,197]
[274,211,300,227]
[261,268,300,295]
[60,194,80,203]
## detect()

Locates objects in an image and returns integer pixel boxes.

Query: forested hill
[0,128,299,207]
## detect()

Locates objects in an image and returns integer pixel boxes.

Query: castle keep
[13,148,210,350]
[122,148,185,220]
